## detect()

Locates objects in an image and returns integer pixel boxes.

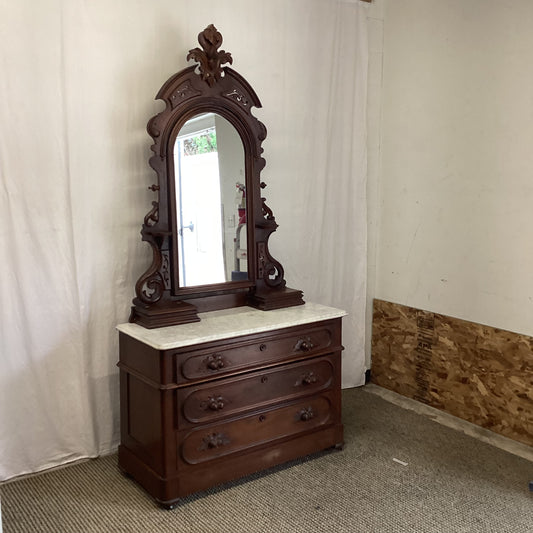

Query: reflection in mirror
[174,113,247,287]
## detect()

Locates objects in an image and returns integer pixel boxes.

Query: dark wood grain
[118,318,344,506]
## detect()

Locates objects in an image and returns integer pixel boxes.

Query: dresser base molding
[119,423,343,508]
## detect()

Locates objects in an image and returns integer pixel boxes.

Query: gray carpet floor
[1,386,532,533]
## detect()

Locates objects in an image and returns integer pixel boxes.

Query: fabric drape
[0,0,368,480]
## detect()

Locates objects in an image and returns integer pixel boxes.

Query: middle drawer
[177,354,337,428]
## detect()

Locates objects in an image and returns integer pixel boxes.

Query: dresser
[117,303,346,508]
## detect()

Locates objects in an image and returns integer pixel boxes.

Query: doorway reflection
[174,113,247,287]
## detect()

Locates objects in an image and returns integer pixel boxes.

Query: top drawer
[173,319,342,384]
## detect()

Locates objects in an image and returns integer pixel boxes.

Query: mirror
[130,24,303,328]
[174,113,247,287]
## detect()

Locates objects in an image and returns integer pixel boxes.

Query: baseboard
[364,384,533,463]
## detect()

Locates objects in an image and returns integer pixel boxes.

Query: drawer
[174,320,341,384]
[179,392,335,465]
[178,355,337,426]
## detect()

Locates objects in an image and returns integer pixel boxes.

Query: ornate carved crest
[187,24,233,86]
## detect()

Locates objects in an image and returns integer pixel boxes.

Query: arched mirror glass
[173,113,247,287]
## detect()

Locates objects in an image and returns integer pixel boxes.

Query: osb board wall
[371,299,533,447]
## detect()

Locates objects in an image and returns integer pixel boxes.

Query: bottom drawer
[179,392,336,465]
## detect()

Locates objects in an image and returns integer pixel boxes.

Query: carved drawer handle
[296,338,314,352]
[207,396,225,411]
[206,354,225,370]
[200,432,230,450]
[299,407,315,422]
[302,372,318,385]
[259,343,267,351]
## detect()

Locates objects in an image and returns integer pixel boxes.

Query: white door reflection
[174,113,246,287]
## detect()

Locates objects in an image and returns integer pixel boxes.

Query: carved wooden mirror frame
[130,25,304,328]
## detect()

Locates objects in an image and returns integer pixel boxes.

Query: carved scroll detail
[257,242,266,279]
[257,242,285,288]
[161,250,170,290]
[224,88,250,108]
[134,238,164,304]
[144,201,159,227]
[170,81,200,107]
[187,24,233,86]
[261,198,274,220]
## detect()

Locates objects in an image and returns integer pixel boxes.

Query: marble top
[116,302,346,350]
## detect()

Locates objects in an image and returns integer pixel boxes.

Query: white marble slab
[116,303,346,350]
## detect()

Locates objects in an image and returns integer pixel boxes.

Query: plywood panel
[371,299,533,446]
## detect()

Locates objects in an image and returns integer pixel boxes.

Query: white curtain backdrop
[0,0,368,480]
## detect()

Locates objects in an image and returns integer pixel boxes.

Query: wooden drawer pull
[207,396,225,411]
[206,354,225,370]
[295,338,314,352]
[302,371,318,385]
[200,432,230,450]
[299,407,315,422]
